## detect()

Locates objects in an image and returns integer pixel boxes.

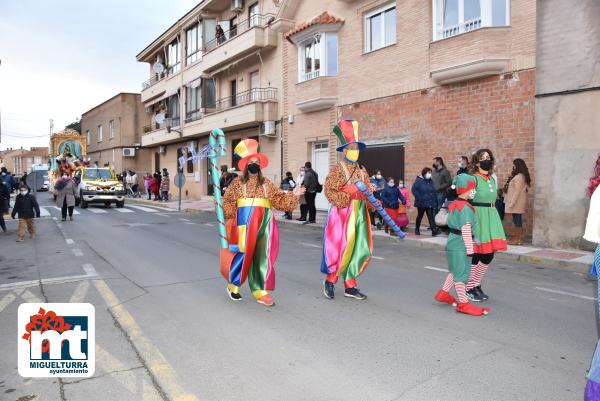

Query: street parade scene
[1,1,600,400]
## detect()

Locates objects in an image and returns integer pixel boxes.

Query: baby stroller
[126,183,141,198]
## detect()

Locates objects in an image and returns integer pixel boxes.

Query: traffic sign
[26,172,44,191]
[174,173,186,188]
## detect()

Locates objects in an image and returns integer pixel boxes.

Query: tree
[65,118,81,133]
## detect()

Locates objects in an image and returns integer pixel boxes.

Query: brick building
[272,0,536,236]
[81,93,152,176]
[136,0,284,200]
[1,147,49,175]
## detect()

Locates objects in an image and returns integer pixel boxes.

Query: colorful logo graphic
[18,303,95,378]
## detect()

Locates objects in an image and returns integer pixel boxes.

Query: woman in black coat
[411,167,440,236]
[0,180,10,232]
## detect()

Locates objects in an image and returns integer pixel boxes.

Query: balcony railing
[204,14,275,53]
[300,69,321,83]
[184,87,278,123]
[441,18,482,39]
[142,117,181,133]
[142,73,165,90]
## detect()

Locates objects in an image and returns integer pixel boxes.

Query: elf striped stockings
[466,262,488,290]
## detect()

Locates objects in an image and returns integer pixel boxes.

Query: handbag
[397,204,407,214]
[316,183,323,193]
[435,207,448,227]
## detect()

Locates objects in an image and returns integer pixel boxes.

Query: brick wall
[339,69,536,240]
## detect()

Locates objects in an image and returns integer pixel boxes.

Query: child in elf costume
[435,174,490,316]
[321,119,375,301]
[221,139,304,307]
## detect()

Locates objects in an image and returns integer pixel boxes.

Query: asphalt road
[0,192,596,401]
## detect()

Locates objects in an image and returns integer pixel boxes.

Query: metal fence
[204,14,275,53]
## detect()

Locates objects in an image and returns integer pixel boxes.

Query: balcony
[141,73,167,103]
[429,27,510,85]
[294,76,338,113]
[201,14,277,73]
[182,87,278,138]
[141,117,182,147]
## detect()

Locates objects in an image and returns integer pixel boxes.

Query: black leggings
[62,199,74,219]
[0,214,5,232]
[415,207,435,230]
[472,253,494,265]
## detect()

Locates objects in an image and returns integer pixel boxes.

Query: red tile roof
[284,11,344,39]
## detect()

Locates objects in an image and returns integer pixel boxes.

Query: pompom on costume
[220,139,297,306]
[435,174,489,316]
[321,120,374,295]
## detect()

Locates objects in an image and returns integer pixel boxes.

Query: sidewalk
[129,197,595,274]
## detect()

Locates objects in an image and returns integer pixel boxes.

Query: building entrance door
[312,142,330,210]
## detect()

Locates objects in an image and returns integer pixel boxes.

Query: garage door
[359,144,405,181]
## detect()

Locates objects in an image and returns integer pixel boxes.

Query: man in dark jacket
[431,157,452,215]
[301,162,319,224]
[0,180,10,233]
[11,184,40,242]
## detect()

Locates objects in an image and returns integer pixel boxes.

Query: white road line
[299,242,321,248]
[21,290,42,303]
[372,256,385,260]
[127,205,158,213]
[424,265,447,273]
[179,218,192,222]
[87,208,108,214]
[72,248,84,257]
[534,286,597,301]
[52,206,79,214]
[0,264,98,291]
[155,213,170,217]
[39,207,50,217]
[65,238,74,245]
[69,281,90,303]
[52,217,57,220]
[0,293,16,313]
[184,222,197,225]
[204,223,214,227]
[115,208,134,213]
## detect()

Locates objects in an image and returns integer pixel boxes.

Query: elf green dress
[471,173,507,253]
[447,200,477,283]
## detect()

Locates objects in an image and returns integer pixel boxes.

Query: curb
[125,202,593,276]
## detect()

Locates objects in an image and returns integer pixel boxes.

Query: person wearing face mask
[370,171,386,229]
[11,184,40,242]
[1,167,14,209]
[397,179,411,231]
[54,173,79,221]
[0,179,10,233]
[321,119,375,301]
[465,149,507,302]
[221,139,305,307]
[301,161,320,224]
[504,158,532,245]
[380,177,407,236]
[411,167,440,236]
[431,157,452,217]
[296,167,308,221]
[434,174,490,316]
[457,156,469,175]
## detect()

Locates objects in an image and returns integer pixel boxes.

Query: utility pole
[49,118,54,136]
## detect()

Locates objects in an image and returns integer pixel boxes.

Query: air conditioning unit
[230,0,243,12]
[259,121,277,138]
[122,148,136,157]
[158,145,166,154]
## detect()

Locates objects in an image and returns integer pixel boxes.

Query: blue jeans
[161,191,169,201]
[512,213,522,227]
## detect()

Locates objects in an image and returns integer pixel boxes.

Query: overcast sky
[0,0,199,150]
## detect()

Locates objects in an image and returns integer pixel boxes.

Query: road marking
[127,205,159,213]
[52,206,80,214]
[39,207,51,217]
[65,238,74,245]
[93,280,199,401]
[115,208,134,213]
[0,264,98,291]
[69,281,90,303]
[72,248,84,257]
[184,222,197,225]
[52,217,58,220]
[372,256,384,260]
[155,213,170,217]
[534,286,597,301]
[88,208,108,214]
[179,218,192,222]
[424,265,447,273]
[0,293,16,313]
[21,290,42,303]
[299,242,321,248]
[204,223,214,227]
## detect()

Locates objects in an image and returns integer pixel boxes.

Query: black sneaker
[227,287,243,301]
[296,218,306,222]
[344,288,367,300]
[323,280,335,299]
[466,288,482,302]
[475,286,489,301]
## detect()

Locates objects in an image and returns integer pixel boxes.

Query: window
[177,147,194,174]
[298,33,338,83]
[167,95,180,125]
[109,120,114,139]
[364,3,396,52]
[86,130,90,145]
[230,80,237,107]
[248,3,259,27]
[433,0,510,40]
[167,38,180,75]
[202,78,216,109]
[97,125,103,142]
[250,71,259,101]
[186,83,201,121]
[186,23,201,65]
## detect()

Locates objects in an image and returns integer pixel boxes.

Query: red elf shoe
[434,289,457,306]
[456,302,490,316]
[257,294,275,307]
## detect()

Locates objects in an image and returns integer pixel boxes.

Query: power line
[2,131,50,138]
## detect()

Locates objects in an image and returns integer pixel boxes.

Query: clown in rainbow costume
[321,119,375,301]
[221,139,304,307]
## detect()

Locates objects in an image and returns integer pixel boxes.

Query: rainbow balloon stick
[209,128,228,249]
[354,180,406,239]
